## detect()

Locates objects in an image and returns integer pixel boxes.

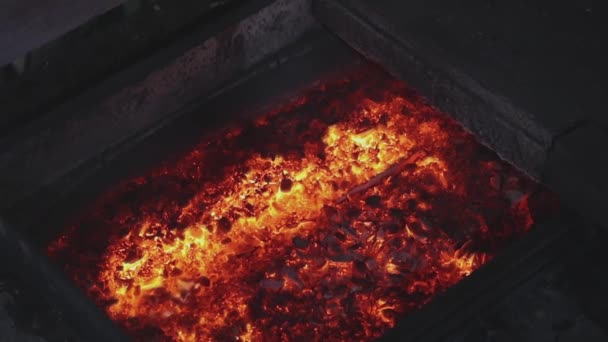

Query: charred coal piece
[217,217,232,233]
[198,276,211,287]
[244,203,255,216]
[389,237,405,249]
[322,205,341,223]
[353,260,367,275]
[405,199,417,211]
[334,231,347,242]
[365,258,378,271]
[170,268,183,277]
[347,207,362,218]
[260,279,284,292]
[384,223,402,234]
[365,195,382,207]
[389,208,406,218]
[124,249,142,263]
[175,214,194,230]
[336,223,354,235]
[280,178,294,192]
[293,236,309,250]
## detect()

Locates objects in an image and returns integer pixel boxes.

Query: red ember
[47,65,558,341]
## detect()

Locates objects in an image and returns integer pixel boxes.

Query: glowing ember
[48,66,558,341]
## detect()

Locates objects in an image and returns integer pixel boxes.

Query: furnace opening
[47,65,558,341]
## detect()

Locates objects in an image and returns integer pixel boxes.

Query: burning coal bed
[48,65,558,341]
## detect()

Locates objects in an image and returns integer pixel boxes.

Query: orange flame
[48,66,557,341]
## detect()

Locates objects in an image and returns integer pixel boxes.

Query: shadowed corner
[0,218,130,342]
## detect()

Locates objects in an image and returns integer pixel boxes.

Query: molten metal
[48,66,557,341]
